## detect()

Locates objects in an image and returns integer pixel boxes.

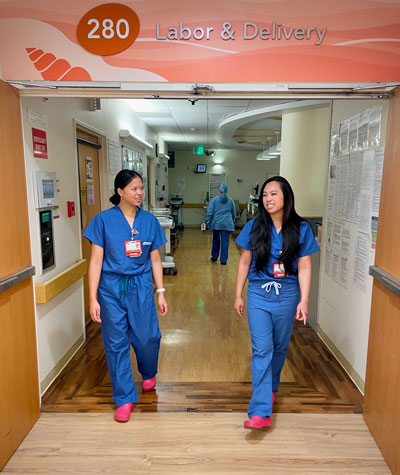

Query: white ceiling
[16,81,395,152]
[124,98,290,151]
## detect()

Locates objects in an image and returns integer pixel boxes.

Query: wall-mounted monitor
[35,170,58,208]
[196,164,207,173]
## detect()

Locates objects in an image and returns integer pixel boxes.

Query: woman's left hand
[157,292,168,317]
[296,300,308,325]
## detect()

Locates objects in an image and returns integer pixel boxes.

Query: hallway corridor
[41,228,362,414]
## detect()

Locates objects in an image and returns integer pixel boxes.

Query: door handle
[0,266,36,295]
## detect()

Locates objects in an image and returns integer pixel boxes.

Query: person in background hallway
[234,176,320,429]
[204,183,236,265]
[83,169,168,423]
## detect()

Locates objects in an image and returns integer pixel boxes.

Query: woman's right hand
[234,297,244,317]
[90,300,101,323]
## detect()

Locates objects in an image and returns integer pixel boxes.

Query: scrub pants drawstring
[119,275,137,298]
[261,281,281,295]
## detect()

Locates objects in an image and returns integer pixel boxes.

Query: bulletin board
[209,173,226,199]
[325,105,383,291]
[122,145,143,175]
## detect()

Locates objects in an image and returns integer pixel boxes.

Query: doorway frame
[74,119,109,213]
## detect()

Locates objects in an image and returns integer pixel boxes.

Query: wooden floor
[4,413,390,474]
[41,228,363,413]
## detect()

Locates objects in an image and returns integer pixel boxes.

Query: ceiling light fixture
[119,129,153,149]
[256,142,274,161]
[268,132,281,156]
[268,142,281,156]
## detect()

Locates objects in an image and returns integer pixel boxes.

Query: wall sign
[77,3,140,56]
[156,21,327,45]
[1,1,400,81]
[32,128,48,159]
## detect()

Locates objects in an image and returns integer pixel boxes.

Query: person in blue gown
[204,183,236,265]
[83,169,168,423]
[234,176,320,429]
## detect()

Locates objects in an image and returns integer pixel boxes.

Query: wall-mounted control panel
[39,209,55,272]
[35,170,58,209]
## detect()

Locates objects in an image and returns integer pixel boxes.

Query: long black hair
[109,169,142,205]
[250,176,303,275]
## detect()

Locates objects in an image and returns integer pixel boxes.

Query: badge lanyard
[124,214,141,257]
[131,227,139,239]
[130,213,139,240]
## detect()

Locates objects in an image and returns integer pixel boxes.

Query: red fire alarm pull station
[67,201,75,217]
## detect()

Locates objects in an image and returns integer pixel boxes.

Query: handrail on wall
[369,265,400,299]
[35,259,87,304]
[0,266,35,295]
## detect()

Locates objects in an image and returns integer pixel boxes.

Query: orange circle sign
[77,3,140,56]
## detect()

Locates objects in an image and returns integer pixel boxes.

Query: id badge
[125,240,142,257]
[273,262,286,278]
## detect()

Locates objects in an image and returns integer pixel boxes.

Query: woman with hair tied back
[83,169,168,423]
[234,176,320,429]
[204,183,236,265]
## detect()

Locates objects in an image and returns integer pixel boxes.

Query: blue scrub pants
[98,271,161,407]
[211,230,231,264]
[246,281,300,418]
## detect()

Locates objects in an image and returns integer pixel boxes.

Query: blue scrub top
[83,206,167,276]
[205,195,236,232]
[236,219,320,285]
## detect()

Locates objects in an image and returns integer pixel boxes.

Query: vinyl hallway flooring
[41,228,363,414]
[4,413,390,474]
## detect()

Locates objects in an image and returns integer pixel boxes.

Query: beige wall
[280,105,331,217]
[168,149,280,226]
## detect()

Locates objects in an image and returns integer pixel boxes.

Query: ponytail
[109,169,142,205]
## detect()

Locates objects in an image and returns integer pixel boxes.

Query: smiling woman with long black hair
[234,176,320,429]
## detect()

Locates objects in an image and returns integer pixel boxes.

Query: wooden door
[364,89,400,474]
[77,131,101,324]
[0,80,39,469]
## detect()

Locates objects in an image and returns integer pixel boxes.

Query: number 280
[87,18,130,39]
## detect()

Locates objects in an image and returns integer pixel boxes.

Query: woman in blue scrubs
[204,183,236,265]
[83,169,168,423]
[234,176,320,429]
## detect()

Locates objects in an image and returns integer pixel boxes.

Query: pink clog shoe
[114,403,134,422]
[244,415,272,429]
[142,376,156,392]
[272,391,276,406]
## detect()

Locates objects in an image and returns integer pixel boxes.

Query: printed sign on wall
[32,128,48,159]
[77,4,140,55]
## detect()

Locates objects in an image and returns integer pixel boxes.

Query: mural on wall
[0,0,400,82]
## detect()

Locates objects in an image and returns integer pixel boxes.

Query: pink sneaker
[272,391,276,406]
[114,403,134,423]
[142,376,156,392]
[244,415,272,429]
